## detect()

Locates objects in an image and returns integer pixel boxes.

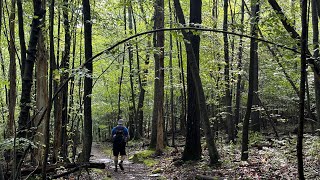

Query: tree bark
[53,10,62,163]
[60,0,71,160]
[241,0,260,161]
[8,0,16,138]
[181,0,202,161]
[131,5,143,139]
[251,0,260,132]
[297,0,307,179]
[35,0,48,164]
[42,0,55,177]
[128,4,138,139]
[16,0,44,177]
[223,0,234,142]
[151,0,165,154]
[177,39,186,135]
[17,0,26,76]
[234,0,245,133]
[312,0,320,136]
[117,3,126,121]
[81,0,93,162]
[169,0,175,146]
[173,0,219,165]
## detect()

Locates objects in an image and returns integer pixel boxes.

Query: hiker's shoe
[114,167,118,172]
[118,161,124,171]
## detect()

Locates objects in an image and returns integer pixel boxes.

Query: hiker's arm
[124,128,130,140]
[111,127,116,136]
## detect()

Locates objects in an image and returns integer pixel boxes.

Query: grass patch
[143,159,158,167]
[129,149,158,167]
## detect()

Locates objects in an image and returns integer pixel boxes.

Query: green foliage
[129,149,157,167]
[249,132,264,147]
[0,138,38,157]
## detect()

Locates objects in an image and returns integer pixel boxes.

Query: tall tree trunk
[177,39,186,135]
[81,0,93,162]
[169,0,175,146]
[17,0,26,76]
[312,0,320,135]
[174,0,219,165]
[151,0,165,154]
[234,0,245,134]
[60,0,71,161]
[42,0,55,177]
[131,6,143,139]
[182,0,202,161]
[53,10,62,163]
[8,0,16,138]
[0,0,6,109]
[251,0,260,132]
[137,1,151,137]
[241,0,260,161]
[35,0,48,164]
[297,0,307,178]
[117,3,126,121]
[128,3,138,139]
[223,0,234,142]
[16,0,44,177]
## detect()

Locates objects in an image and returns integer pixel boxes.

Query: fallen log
[51,163,106,179]
[4,162,105,178]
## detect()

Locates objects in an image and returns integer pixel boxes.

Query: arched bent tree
[27,26,311,169]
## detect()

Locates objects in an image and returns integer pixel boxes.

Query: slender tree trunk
[53,10,62,163]
[223,0,234,142]
[234,0,244,133]
[174,0,219,165]
[81,0,93,162]
[251,0,260,132]
[297,0,307,178]
[60,0,71,160]
[169,0,175,146]
[117,4,126,121]
[128,4,139,139]
[177,39,186,135]
[0,0,6,111]
[16,0,44,177]
[241,0,260,161]
[151,0,165,154]
[181,0,202,161]
[35,0,48,164]
[42,0,55,177]
[17,0,26,76]
[305,73,315,133]
[132,6,143,139]
[312,0,320,135]
[69,12,78,162]
[8,0,16,138]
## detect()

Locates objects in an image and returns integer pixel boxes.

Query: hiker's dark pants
[113,143,126,156]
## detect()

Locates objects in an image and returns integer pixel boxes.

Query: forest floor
[73,133,320,180]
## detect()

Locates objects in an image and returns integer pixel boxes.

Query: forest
[0,0,319,179]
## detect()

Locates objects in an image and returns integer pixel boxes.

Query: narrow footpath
[89,142,158,180]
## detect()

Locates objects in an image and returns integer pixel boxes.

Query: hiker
[112,119,129,172]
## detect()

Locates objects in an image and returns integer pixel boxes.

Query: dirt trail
[90,142,159,180]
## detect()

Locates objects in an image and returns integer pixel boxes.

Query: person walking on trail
[112,119,129,172]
